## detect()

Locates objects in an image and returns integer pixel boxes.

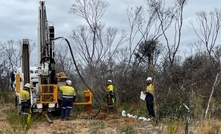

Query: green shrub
[157,93,183,121]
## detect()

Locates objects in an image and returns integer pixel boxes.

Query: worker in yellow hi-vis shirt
[106,80,115,113]
[59,80,76,120]
[20,83,31,114]
[143,77,155,120]
[20,83,32,123]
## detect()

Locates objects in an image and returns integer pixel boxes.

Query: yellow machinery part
[56,72,66,77]
[74,89,93,105]
[15,73,20,93]
[74,89,93,113]
[40,84,58,104]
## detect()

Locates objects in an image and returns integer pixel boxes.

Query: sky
[0,0,140,43]
[0,0,221,58]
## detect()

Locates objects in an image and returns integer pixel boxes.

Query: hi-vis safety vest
[106,84,114,92]
[146,84,154,95]
[60,86,76,97]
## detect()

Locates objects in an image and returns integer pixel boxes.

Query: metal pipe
[44,113,53,123]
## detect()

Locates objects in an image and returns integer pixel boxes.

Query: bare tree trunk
[205,72,221,118]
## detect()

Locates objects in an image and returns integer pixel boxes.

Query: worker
[20,83,31,114]
[10,71,15,91]
[59,80,76,120]
[106,79,115,113]
[143,77,155,119]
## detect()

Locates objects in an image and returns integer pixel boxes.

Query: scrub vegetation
[1,0,221,133]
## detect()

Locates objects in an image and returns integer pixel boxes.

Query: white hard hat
[24,83,30,88]
[146,77,152,81]
[66,80,72,85]
[107,80,112,83]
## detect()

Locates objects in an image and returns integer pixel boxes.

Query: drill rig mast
[38,1,56,84]
[33,0,61,113]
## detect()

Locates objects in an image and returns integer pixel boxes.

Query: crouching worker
[60,80,76,120]
[20,83,31,114]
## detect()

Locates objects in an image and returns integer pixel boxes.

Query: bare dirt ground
[0,104,164,134]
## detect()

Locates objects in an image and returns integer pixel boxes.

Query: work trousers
[21,101,30,114]
[106,92,115,113]
[145,93,155,117]
[61,97,74,119]
[106,92,114,106]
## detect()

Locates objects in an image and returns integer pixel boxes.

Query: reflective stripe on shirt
[62,95,74,98]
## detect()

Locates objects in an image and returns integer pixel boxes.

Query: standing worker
[143,77,155,120]
[20,83,31,114]
[60,80,76,120]
[10,71,15,91]
[106,79,115,113]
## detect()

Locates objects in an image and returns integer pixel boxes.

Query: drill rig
[15,1,97,122]
[15,1,67,120]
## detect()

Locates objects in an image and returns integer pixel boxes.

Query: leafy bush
[157,93,184,121]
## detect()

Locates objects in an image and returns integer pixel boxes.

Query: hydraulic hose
[52,37,101,119]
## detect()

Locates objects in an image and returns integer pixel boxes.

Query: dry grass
[190,119,221,134]
[164,118,221,134]
[0,104,160,134]
[1,103,221,134]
